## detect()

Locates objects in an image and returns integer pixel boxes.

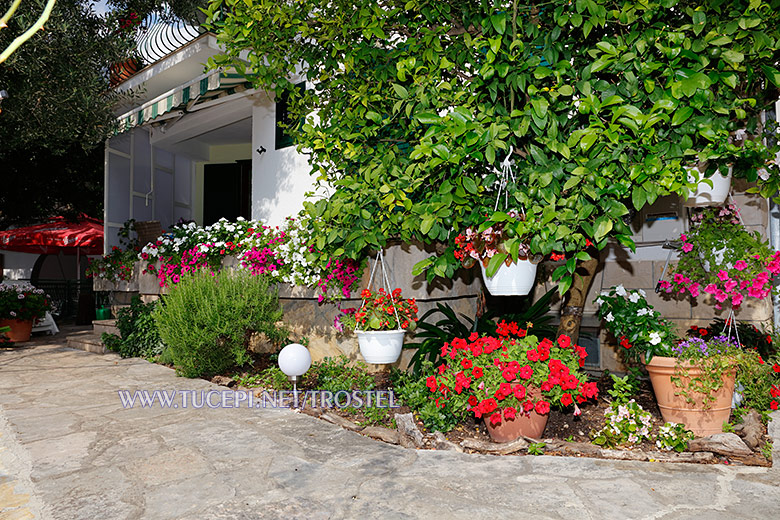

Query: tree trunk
[557,256,600,342]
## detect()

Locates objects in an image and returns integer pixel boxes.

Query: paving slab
[0,335,779,519]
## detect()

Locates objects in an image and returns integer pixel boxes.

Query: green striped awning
[115,70,251,133]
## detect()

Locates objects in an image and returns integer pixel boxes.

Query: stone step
[93,319,120,337]
[66,332,107,354]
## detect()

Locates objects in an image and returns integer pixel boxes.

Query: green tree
[207,0,780,294]
[0,0,134,228]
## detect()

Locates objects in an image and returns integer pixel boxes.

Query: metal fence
[30,279,94,319]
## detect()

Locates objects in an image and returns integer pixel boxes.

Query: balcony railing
[134,8,206,66]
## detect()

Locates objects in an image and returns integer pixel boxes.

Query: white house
[104,19,314,250]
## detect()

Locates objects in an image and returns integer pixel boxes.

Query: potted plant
[659,204,780,310]
[683,164,732,207]
[429,321,597,442]
[0,283,51,343]
[596,286,739,436]
[338,287,419,364]
[453,209,544,296]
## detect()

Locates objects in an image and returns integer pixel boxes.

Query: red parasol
[0,216,103,255]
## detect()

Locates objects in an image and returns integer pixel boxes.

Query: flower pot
[479,258,538,296]
[483,387,549,442]
[683,166,732,207]
[356,329,405,364]
[644,355,736,437]
[0,319,34,343]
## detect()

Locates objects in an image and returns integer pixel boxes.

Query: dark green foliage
[207,0,780,295]
[101,296,163,359]
[153,271,287,378]
[0,0,133,228]
[406,288,557,375]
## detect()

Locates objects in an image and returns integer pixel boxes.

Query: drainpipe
[769,102,780,331]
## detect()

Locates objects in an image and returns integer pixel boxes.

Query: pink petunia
[734,260,748,271]
[731,293,744,307]
[682,242,693,253]
[717,270,729,282]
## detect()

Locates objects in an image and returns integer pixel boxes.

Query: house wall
[105,128,196,251]
[250,95,317,227]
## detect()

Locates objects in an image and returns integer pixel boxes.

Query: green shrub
[302,355,375,393]
[153,270,286,378]
[102,296,163,359]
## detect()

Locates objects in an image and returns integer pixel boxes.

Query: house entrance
[203,160,252,226]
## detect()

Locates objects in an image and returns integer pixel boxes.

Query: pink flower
[731,293,744,307]
[704,284,718,295]
[734,260,747,271]
[688,283,700,297]
[682,242,693,253]
[724,279,738,293]
[714,290,728,303]
[717,270,729,282]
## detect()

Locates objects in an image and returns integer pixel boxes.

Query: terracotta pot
[483,387,549,442]
[644,355,736,437]
[109,59,142,87]
[0,319,34,343]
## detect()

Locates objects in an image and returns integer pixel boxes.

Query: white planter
[684,166,732,207]
[356,330,405,364]
[479,258,538,296]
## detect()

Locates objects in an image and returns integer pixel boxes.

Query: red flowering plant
[659,204,780,310]
[337,288,418,332]
[426,321,597,428]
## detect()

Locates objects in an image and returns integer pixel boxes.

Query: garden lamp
[278,343,311,407]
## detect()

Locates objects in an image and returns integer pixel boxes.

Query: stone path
[1,334,779,519]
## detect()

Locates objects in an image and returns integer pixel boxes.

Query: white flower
[637,308,649,316]
[638,289,646,297]
[649,332,662,345]
[595,297,604,306]
[628,292,641,303]
[615,285,627,297]
[605,312,614,322]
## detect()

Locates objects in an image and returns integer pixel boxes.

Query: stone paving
[1,333,779,519]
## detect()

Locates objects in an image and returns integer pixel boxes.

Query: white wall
[251,95,317,226]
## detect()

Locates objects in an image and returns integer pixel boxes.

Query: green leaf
[415,112,439,124]
[531,98,549,118]
[486,253,508,277]
[761,65,780,87]
[463,177,478,194]
[671,106,693,126]
[490,14,506,35]
[420,216,435,235]
[593,217,613,241]
[722,49,744,63]
[392,83,408,99]
[558,85,574,96]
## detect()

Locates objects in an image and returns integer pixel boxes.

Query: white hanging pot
[356,330,405,364]
[684,165,732,207]
[480,257,539,296]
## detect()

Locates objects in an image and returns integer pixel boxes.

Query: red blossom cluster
[427,322,596,427]
[344,288,418,331]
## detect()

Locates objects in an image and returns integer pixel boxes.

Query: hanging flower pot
[356,329,405,364]
[683,166,732,207]
[480,257,539,296]
[0,319,34,343]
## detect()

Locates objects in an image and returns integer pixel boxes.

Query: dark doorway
[203,160,252,226]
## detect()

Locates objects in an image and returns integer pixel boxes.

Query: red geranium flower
[504,407,517,421]
[535,400,550,415]
[426,376,437,392]
[472,367,483,379]
[467,395,478,407]
[773,363,780,373]
[518,365,533,379]
[558,335,571,349]
[771,400,778,411]
[561,393,573,406]
[461,358,473,369]
[513,384,526,400]
[490,412,502,426]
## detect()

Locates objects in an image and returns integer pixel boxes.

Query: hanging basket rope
[354,250,403,332]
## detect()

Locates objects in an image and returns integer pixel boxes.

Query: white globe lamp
[278,343,312,383]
